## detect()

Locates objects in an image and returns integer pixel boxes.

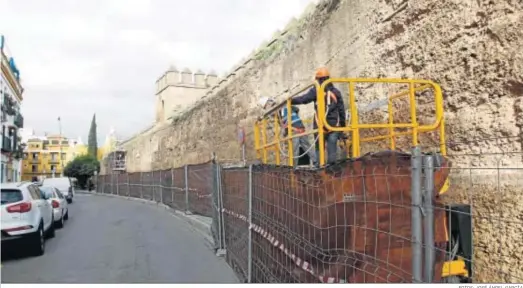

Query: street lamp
[58,116,64,177]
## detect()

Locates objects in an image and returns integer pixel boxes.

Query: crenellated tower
[155,65,219,123]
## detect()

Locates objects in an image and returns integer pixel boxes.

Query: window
[32,152,38,160]
[61,153,66,160]
[55,189,64,199]
[1,189,23,204]
[51,153,58,161]
[39,186,54,199]
[27,185,41,200]
[31,165,37,173]
[51,140,59,145]
[61,140,68,145]
[50,165,56,172]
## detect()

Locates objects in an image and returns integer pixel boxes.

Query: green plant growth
[64,154,100,189]
[88,114,98,158]
[255,40,285,61]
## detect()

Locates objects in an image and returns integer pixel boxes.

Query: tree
[88,113,98,158]
[64,154,100,189]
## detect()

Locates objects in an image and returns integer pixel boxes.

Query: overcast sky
[1,0,315,144]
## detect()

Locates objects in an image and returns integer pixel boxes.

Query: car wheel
[64,210,69,220]
[32,223,45,256]
[55,212,64,228]
[47,215,56,238]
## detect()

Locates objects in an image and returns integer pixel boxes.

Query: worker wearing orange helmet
[290,67,347,166]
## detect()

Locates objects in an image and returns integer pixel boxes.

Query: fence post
[160,170,163,204]
[247,164,253,283]
[171,168,174,205]
[219,164,227,252]
[116,173,119,196]
[411,146,423,283]
[140,172,143,199]
[127,173,130,197]
[185,165,190,214]
[152,171,156,202]
[423,155,435,283]
[213,162,225,256]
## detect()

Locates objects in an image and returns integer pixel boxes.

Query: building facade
[22,135,72,181]
[21,130,117,181]
[1,35,24,183]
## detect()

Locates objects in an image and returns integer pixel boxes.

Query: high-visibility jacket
[280,106,306,134]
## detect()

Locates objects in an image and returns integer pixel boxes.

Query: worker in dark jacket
[291,67,347,165]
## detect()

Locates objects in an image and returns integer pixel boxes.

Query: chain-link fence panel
[171,166,186,211]
[150,170,160,202]
[221,166,250,283]
[128,172,140,198]
[116,173,127,196]
[187,162,214,217]
[249,151,450,283]
[141,171,152,200]
[160,169,173,207]
[104,174,112,194]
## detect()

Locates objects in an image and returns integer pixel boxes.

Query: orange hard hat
[315,67,330,79]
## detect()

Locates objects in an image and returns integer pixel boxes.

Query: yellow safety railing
[254,78,447,168]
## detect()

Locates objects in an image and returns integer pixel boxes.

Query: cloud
[0,0,315,144]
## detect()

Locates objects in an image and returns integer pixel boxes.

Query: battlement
[155,66,219,94]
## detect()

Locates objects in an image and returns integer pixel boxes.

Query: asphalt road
[1,193,238,283]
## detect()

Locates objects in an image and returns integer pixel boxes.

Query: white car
[1,182,55,256]
[39,186,69,228]
[42,177,75,204]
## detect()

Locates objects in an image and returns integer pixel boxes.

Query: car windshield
[39,186,55,198]
[1,189,23,205]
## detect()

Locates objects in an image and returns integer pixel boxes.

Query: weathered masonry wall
[124,0,522,171]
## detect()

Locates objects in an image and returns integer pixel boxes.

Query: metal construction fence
[95,147,522,283]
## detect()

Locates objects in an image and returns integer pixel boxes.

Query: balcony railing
[30,159,40,164]
[14,113,23,128]
[49,159,60,164]
[1,95,17,116]
[1,136,12,152]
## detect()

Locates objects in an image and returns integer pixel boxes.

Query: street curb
[77,191,214,247]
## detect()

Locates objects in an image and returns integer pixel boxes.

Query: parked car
[39,186,69,228]
[42,177,75,204]
[1,182,55,256]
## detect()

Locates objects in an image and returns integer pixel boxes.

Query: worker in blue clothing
[290,67,347,166]
[259,97,317,167]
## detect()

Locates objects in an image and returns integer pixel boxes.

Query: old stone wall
[119,0,522,282]
[123,0,522,171]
